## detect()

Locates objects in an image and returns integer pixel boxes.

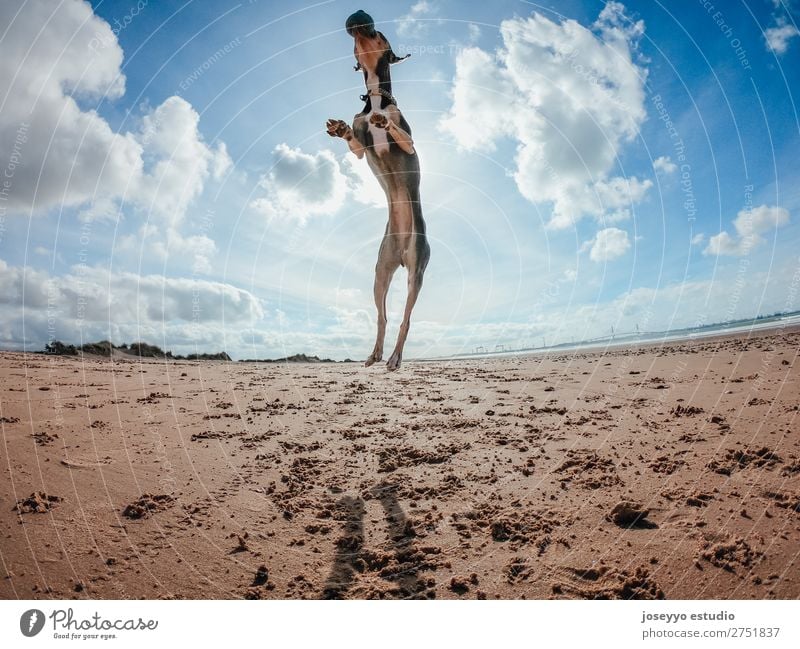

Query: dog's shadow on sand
[322,483,425,599]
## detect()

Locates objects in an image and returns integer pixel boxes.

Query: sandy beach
[0,327,798,600]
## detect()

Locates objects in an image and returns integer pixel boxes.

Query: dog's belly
[368,116,390,155]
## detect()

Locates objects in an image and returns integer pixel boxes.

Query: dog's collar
[360,88,397,106]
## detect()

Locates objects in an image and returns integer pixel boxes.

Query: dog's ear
[375,31,410,65]
[387,50,410,65]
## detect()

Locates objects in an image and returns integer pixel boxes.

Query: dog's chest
[368,96,390,155]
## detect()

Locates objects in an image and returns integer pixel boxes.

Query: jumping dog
[326,10,430,371]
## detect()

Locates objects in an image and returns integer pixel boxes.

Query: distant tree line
[43,340,231,361]
[238,353,341,363]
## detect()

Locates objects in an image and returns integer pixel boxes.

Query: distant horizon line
[1,309,798,363]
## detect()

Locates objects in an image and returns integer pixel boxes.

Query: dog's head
[345,9,377,38]
[346,10,408,76]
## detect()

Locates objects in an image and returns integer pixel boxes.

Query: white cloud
[734,204,789,237]
[0,0,136,215]
[653,155,677,175]
[0,258,263,351]
[704,205,790,256]
[250,143,384,223]
[137,96,231,229]
[440,2,651,229]
[0,0,230,276]
[116,224,219,275]
[249,144,349,223]
[690,232,705,246]
[342,156,386,208]
[315,256,797,357]
[439,47,514,152]
[153,232,218,275]
[765,19,800,54]
[78,196,120,223]
[396,1,438,37]
[705,231,740,256]
[587,227,631,262]
[211,142,233,181]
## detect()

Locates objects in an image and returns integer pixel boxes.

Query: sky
[0,0,798,360]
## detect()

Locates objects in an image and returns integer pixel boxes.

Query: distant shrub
[128,342,167,358]
[42,339,232,362]
[44,340,78,356]
[79,340,114,356]
[184,352,231,361]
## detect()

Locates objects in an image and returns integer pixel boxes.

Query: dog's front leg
[369,114,415,155]
[326,119,365,159]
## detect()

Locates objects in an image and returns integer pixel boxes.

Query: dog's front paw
[369,113,389,130]
[326,119,350,138]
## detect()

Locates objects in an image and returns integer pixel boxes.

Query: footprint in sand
[60,457,112,469]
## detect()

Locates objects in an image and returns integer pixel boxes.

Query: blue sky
[0,0,798,359]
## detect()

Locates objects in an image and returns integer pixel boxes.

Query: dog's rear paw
[369,113,389,129]
[326,119,350,138]
[365,352,382,367]
[386,352,401,371]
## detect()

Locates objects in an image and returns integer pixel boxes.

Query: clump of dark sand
[14,491,62,514]
[122,494,175,519]
[607,502,654,528]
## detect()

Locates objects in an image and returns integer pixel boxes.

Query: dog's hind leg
[365,246,399,367]
[386,246,428,371]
